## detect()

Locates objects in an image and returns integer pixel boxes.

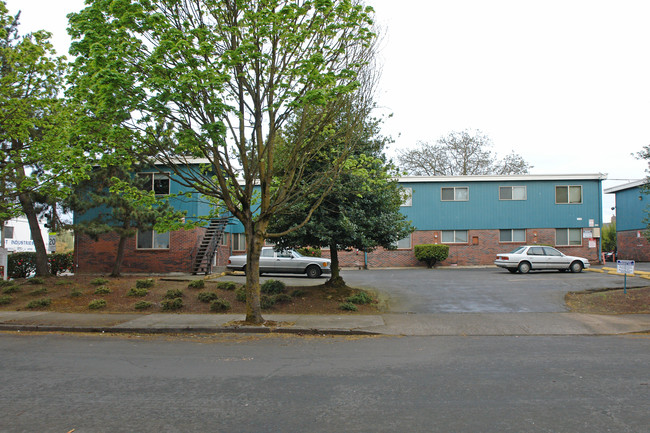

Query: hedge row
[7,252,74,278]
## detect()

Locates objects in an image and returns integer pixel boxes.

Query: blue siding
[401,179,602,230]
[616,186,647,231]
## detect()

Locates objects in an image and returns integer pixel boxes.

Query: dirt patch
[0,275,379,315]
[565,286,650,314]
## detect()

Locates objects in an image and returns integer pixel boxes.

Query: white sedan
[495,245,591,274]
[227,247,331,278]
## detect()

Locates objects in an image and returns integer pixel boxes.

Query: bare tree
[397,129,532,176]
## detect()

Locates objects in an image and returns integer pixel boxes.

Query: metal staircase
[191,217,230,275]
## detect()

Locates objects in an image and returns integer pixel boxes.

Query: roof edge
[604,179,647,194]
[398,173,608,183]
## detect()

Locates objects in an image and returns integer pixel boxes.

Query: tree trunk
[18,192,50,277]
[243,221,266,324]
[111,234,128,277]
[325,244,345,287]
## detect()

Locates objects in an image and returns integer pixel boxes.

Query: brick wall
[617,229,650,261]
[76,227,206,274]
[322,228,601,267]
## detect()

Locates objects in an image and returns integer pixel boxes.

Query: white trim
[604,179,646,194]
[398,173,607,183]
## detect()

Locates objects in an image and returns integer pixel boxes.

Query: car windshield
[509,247,526,254]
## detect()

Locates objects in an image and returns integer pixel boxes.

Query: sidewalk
[0,311,648,336]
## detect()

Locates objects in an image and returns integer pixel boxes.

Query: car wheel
[306,265,321,278]
[518,261,531,274]
[570,261,583,273]
[507,268,518,274]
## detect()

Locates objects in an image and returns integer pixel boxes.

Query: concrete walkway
[0,311,648,336]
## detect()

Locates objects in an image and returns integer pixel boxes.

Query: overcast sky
[7,0,650,222]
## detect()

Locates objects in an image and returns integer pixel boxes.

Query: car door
[542,247,570,269]
[275,250,295,273]
[526,246,547,269]
[259,248,275,273]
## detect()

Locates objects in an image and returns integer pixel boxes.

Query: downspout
[598,177,603,263]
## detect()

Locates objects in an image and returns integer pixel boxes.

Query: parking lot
[221,264,649,314]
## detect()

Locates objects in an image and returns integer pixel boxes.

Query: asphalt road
[222,266,646,314]
[1,333,648,433]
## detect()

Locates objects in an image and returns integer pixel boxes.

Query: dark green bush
[261,279,286,295]
[88,299,107,310]
[291,289,306,298]
[26,298,51,309]
[127,288,149,297]
[297,247,321,257]
[339,302,358,311]
[28,277,45,285]
[347,291,373,305]
[0,294,13,305]
[136,278,154,289]
[209,299,231,312]
[134,301,152,310]
[0,280,13,287]
[216,281,237,291]
[197,291,219,303]
[414,244,450,268]
[91,277,109,286]
[272,293,292,304]
[48,252,74,275]
[235,287,247,302]
[161,297,183,311]
[260,294,275,309]
[70,288,83,298]
[2,285,20,294]
[163,289,184,299]
[29,287,48,296]
[188,279,205,289]
[94,286,111,295]
[8,252,36,278]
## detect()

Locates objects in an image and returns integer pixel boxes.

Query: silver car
[227,247,331,278]
[495,245,591,274]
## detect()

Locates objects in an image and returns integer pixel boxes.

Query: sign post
[617,260,635,294]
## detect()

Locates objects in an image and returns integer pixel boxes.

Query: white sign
[48,236,56,252]
[5,239,36,252]
[588,239,596,248]
[583,230,592,238]
[617,260,635,274]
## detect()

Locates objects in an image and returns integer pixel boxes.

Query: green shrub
[127,288,149,297]
[91,277,109,286]
[8,252,36,278]
[260,294,275,309]
[347,291,373,305]
[261,279,286,295]
[414,244,450,268]
[291,289,306,298]
[0,280,13,287]
[235,287,247,302]
[188,279,205,289]
[88,299,107,310]
[209,299,231,312]
[339,302,358,311]
[94,286,111,295]
[134,300,152,310]
[216,281,237,291]
[273,293,292,304]
[161,297,183,311]
[26,298,51,309]
[29,287,48,296]
[163,289,184,299]
[0,294,13,305]
[297,247,321,257]
[48,252,74,275]
[28,277,45,285]
[197,291,219,303]
[2,285,20,294]
[136,278,154,289]
[70,288,83,298]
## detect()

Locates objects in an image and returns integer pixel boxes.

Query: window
[261,248,274,258]
[232,233,246,251]
[401,188,412,207]
[138,172,170,195]
[137,229,169,249]
[499,186,526,200]
[441,187,469,201]
[4,226,13,239]
[392,234,412,249]
[441,230,468,243]
[556,228,582,246]
[556,185,582,204]
[500,229,526,243]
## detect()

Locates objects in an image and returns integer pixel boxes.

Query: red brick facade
[617,230,650,262]
[322,228,601,267]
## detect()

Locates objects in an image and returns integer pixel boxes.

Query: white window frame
[441,230,468,243]
[499,229,526,243]
[136,229,170,250]
[138,172,170,195]
[392,234,412,249]
[441,187,469,202]
[555,228,582,246]
[401,187,412,207]
[232,233,246,251]
[499,186,527,201]
[555,185,582,204]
